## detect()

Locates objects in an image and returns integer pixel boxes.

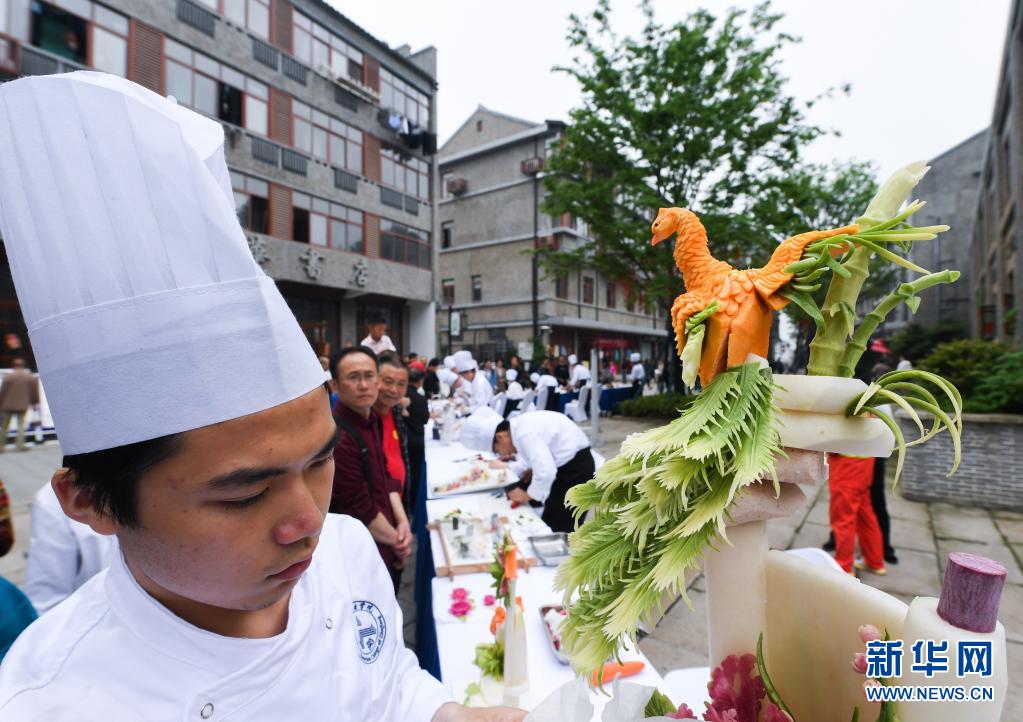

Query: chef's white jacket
[630,364,645,381]
[569,364,591,388]
[461,372,493,411]
[507,411,590,503]
[505,381,525,401]
[0,515,452,721]
[23,483,117,614]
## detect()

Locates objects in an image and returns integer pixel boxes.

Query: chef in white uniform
[629,352,646,395]
[0,72,522,722]
[501,369,525,417]
[567,354,591,390]
[452,350,493,411]
[461,408,593,533]
[23,482,117,614]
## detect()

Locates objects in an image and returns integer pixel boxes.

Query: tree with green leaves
[540,0,873,387]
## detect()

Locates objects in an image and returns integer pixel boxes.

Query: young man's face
[336,352,379,415]
[117,386,337,621]
[369,323,386,341]
[377,364,408,409]
[493,430,515,456]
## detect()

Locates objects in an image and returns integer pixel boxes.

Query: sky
[329,0,1011,182]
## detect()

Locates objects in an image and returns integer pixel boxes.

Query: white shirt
[23,483,117,614]
[896,359,913,371]
[534,374,559,389]
[361,334,397,355]
[630,364,645,381]
[0,515,452,721]
[569,364,591,388]
[505,381,525,401]
[507,411,590,503]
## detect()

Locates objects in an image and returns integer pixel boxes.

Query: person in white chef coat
[567,354,591,390]
[461,408,594,533]
[452,350,493,411]
[22,481,117,614]
[0,72,523,722]
[501,369,525,417]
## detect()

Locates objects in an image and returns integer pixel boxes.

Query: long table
[557,384,638,414]
[419,440,665,717]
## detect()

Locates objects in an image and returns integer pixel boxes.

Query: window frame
[292,190,364,254]
[441,279,455,306]
[605,280,616,309]
[380,218,431,269]
[380,66,429,127]
[292,10,365,86]
[471,275,482,303]
[380,145,429,201]
[582,276,595,305]
[555,275,569,300]
[441,221,453,249]
[230,170,269,235]
[292,100,363,174]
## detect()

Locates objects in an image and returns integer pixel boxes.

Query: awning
[594,338,629,350]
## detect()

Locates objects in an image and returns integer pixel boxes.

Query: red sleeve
[330,434,377,525]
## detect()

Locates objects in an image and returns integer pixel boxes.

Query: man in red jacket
[329,347,412,591]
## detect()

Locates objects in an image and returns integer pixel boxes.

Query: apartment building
[437,106,667,364]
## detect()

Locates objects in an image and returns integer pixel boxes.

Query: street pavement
[4,419,1019,720]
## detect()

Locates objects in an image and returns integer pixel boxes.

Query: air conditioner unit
[446,177,468,196]
[537,234,557,249]
[521,156,544,175]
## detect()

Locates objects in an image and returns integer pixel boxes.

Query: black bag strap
[334,413,375,495]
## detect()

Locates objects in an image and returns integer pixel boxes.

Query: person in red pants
[828,453,887,575]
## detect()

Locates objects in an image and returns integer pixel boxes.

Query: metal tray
[529,533,570,566]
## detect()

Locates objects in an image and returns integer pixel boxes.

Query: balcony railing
[252,37,278,71]
[19,46,86,77]
[177,0,217,37]
[281,55,308,85]
[334,169,359,194]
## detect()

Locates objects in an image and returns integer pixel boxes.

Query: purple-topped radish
[937,552,1007,633]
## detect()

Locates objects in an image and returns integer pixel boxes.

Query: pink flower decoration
[449,600,472,619]
[858,624,881,643]
[451,587,469,601]
[483,594,496,606]
[851,652,868,675]
[666,703,697,719]
[705,654,764,722]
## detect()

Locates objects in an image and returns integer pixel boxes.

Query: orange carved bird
[651,208,858,387]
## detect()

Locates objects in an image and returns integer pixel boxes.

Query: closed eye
[222,488,268,509]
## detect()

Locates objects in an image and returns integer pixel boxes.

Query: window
[380,219,430,269]
[583,277,594,305]
[165,39,268,135]
[440,172,452,200]
[380,67,430,127]
[292,192,364,253]
[230,171,269,234]
[292,101,363,173]
[197,0,268,38]
[381,146,429,200]
[29,1,127,75]
[442,279,455,306]
[441,222,452,249]
[605,281,616,309]
[555,275,569,299]
[472,275,482,302]
[293,11,365,85]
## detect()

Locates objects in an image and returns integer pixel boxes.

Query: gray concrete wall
[441,107,535,156]
[897,413,1023,511]
[902,130,987,330]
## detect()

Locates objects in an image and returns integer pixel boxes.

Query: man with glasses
[330,347,411,591]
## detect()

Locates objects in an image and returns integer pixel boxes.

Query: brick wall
[897,412,1023,511]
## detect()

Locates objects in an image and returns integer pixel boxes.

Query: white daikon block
[765,551,908,722]
[773,374,868,415]
[776,410,894,457]
[705,521,768,666]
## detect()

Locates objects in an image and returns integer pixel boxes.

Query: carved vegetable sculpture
[556,162,966,686]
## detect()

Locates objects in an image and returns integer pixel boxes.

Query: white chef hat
[505,368,518,382]
[0,72,327,454]
[443,355,456,369]
[568,354,578,365]
[530,372,540,385]
[460,406,503,452]
[453,349,477,374]
[630,353,641,363]
[437,368,457,387]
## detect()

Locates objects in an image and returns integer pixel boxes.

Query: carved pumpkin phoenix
[651,208,857,387]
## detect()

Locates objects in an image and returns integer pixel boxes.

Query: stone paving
[3,419,1019,719]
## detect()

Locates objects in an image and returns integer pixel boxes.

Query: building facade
[971,0,1023,342]
[888,131,987,333]
[0,0,438,366]
[437,106,666,366]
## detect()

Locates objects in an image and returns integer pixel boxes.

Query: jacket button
[325,617,334,629]
[200,703,214,719]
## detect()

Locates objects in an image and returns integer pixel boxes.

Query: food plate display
[428,511,539,578]
[430,462,514,497]
[540,605,570,664]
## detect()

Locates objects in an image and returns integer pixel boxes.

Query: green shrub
[971,351,1023,413]
[617,393,694,419]
[889,321,967,363]
[918,340,1009,411]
